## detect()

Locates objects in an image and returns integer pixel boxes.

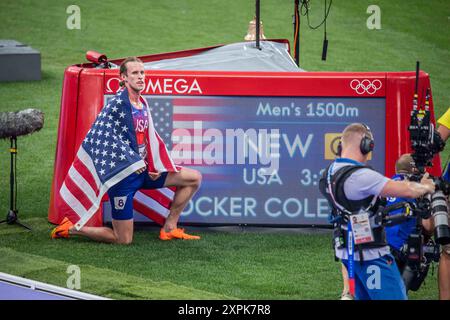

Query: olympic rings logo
[350,79,382,95]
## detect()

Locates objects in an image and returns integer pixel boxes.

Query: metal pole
[10,137,15,212]
[415,61,420,97]
[294,0,300,66]
[256,0,261,50]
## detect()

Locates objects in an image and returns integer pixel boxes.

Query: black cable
[442,154,450,175]
[300,0,332,30]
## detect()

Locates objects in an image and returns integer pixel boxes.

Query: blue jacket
[385,174,417,251]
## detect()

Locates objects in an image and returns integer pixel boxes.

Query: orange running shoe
[159,228,173,241]
[50,217,73,239]
[159,228,200,240]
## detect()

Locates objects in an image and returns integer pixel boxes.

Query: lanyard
[347,220,355,296]
[334,158,364,166]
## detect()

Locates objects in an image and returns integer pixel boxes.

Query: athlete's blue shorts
[107,171,168,220]
[341,254,407,300]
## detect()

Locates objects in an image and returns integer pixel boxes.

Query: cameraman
[320,123,435,300]
[385,154,435,290]
[338,153,435,299]
[435,109,450,300]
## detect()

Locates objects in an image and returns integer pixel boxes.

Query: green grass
[0,0,448,299]
[0,246,231,300]
[0,218,439,299]
[0,218,339,299]
[0,218,440,299]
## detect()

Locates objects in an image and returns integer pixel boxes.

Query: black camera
[396,62,450,292]
[408,63,450,246]
[409,115,450,245]
[400,237,440,292]
[409,88,445,172]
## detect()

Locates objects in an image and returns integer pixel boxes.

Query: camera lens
[431,191,450,245]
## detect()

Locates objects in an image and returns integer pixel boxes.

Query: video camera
[408,61,450,246]
[379,197,441,292]
[378,62,450,292]
[409,88,445,173]
[379,188,441,292]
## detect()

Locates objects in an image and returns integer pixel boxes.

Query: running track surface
[0,280,72,300]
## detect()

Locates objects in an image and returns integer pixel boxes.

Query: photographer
[320,123,435,300]
[435,109,450,300]
[385,154,437,292]
[339,153,435,299]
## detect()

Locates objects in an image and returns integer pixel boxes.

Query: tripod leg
[14,219,32,231]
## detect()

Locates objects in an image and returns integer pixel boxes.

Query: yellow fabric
[437,108,450,129]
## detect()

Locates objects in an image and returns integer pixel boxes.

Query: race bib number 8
[114,196,127,210]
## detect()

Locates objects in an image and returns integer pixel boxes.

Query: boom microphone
[0,109,44,139]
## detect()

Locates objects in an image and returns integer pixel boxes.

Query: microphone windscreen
[0,109,44,139]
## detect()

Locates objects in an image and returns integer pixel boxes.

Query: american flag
[58,88,177,230]
[166,96,233,166]
[103,95,234,225]
[148,100,173,148]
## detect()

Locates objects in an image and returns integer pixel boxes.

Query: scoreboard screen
[103,95,386,226]
[168,95,385,225]
[50,62,440,228]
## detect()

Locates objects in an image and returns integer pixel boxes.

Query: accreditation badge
[350,212,374,245]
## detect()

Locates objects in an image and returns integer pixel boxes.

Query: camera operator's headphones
[337,123,374,156]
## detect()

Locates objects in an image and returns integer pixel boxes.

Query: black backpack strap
[319,164,361,217]
[328,165,377,216]
[320,163,388,262]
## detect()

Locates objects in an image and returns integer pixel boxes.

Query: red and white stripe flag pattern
[58,88,177,229]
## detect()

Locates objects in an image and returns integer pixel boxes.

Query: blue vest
[385,174,417,250]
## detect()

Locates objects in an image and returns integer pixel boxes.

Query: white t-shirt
[329,159,390,261]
